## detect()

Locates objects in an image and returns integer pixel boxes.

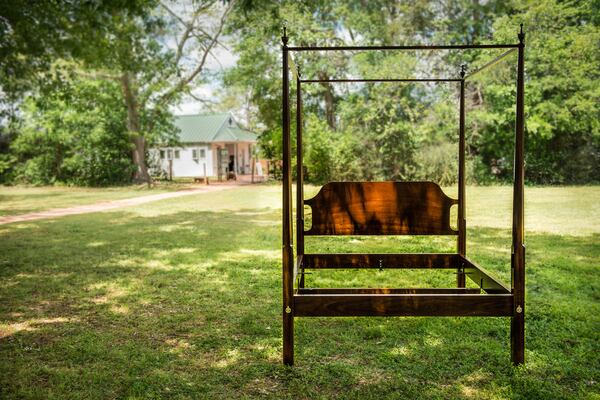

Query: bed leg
[511,246,525,365]
[283,308,294,365]
[511,311,524,365]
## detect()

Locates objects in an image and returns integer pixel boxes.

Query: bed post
[511,24,526,366]
[281,26,294,366]
[457,65,467,287]
[296,71,305,288]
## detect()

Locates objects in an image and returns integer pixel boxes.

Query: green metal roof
[174,113,257,143]
[227,127,258,142]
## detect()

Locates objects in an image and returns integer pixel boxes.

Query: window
[167,149,173,160]
[160,150,165,159]
[193,148,206,160]
[174,150,180,159]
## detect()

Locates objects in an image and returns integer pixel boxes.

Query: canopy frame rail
[465,48,518,80]
[301,78,461,83]
[288,44,519,51]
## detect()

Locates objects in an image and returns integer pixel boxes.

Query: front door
[216,147,229,181]
[225,144,236,173]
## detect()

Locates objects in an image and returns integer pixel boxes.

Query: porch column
[234,143,239,174]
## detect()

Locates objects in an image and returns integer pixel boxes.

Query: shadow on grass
[0,209,598,399]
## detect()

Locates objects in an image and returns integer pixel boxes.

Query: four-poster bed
[281,25,526,366]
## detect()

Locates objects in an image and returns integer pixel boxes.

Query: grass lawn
[0,183,193,217]
[0,185,598,399]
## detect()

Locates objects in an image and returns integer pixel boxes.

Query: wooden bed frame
[280,25,526,366]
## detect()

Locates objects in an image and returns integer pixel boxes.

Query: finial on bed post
[518,23,525,44]
[297,65,301,79]
[460,64,466,79]
[282,21,288,45]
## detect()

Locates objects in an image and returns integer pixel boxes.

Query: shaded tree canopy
[1,0,598,185]
[226,0,599,185]
[1,0,233,185]
[0,0,153,110]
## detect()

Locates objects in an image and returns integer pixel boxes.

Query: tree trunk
[121,72,151,184]
[318,71,336,130]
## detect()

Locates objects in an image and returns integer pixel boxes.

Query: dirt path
[0,184,241,225]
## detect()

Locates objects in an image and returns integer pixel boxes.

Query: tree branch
[187,90,217,105]
[191,25,229,50]
[155,1,232,108]
[160,1,200,65]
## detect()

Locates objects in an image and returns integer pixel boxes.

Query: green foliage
[414,143,457,185]
[304,116,334,184]
[1,0,223,185]
[469,0,600,184]
[1,0,598,186]
[227,0,599,185]
[0,0,154,111]
[0,153,15,184]
[10,79,135,186]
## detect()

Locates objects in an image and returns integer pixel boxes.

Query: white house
[151,113,258,179]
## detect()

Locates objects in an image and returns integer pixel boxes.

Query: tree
[2,1,233,184]
[0,1,156,184]
[469,0,600,183]
[225,1,440,182]
[10,77,135,186]
[0,0,151,114]
[227,0,599,185]
[74,0,234,183]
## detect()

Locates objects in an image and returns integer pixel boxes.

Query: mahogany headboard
[304,181,458,235]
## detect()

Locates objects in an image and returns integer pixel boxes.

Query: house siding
[152,144,213,177]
